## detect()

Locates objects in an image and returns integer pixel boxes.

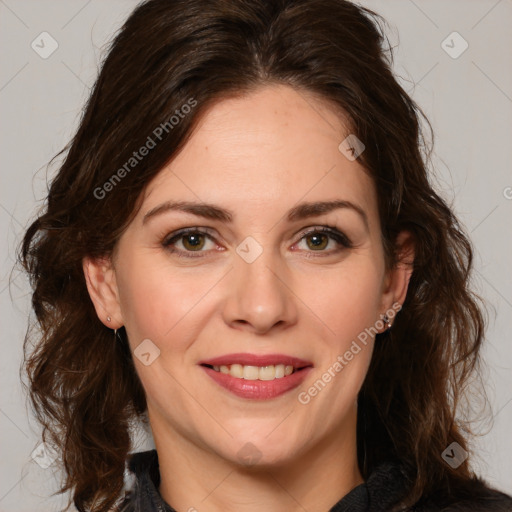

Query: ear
[379,230,415,328]
[82,256,124,329]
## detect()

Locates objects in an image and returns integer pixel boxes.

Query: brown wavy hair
[19,0,491,510]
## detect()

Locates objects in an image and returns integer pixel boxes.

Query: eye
[162,228,218,257]
[294,226,352,254]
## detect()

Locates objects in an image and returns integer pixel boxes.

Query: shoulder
[367,461,512,512]
[414,478,512,512]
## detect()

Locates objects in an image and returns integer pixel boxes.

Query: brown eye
[295,226,353,254]
[162,229,217,257]
[305,233,329,250]
[181,233,206,251]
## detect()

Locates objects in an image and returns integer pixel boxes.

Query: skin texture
[84,84,413,512]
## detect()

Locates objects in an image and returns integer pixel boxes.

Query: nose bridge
[223,238,296,333]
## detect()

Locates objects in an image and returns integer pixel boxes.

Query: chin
[216,436,299,470]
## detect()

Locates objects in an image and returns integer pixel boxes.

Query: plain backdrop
[1,1,511,510]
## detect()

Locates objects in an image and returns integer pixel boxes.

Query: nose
[222,248,298,335]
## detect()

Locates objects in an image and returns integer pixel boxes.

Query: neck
[153,410,363,512]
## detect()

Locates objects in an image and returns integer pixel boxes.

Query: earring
[107,316,111,322]
[382,314,392,331]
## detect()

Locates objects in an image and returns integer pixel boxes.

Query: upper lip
[198,353,313,368]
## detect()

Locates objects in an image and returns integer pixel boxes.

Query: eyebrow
[142,199,369,230]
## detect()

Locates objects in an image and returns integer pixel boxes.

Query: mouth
[200,363,310,381]
[198,353,313,399]
[198,353,313,381]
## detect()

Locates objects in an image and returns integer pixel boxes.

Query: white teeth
[209,363,299,380]
[258,365,276,381]
[243,365,260,380]
[230,364,243,378]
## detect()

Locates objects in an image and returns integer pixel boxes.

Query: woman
[19,0,512,511]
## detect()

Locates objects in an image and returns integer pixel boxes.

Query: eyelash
[161,225,353,259]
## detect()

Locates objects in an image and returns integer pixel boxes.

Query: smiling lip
[198,353,313,400]
[198,353,313,368]
[201,365,312,400]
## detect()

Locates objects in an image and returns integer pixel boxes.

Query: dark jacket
[120,450,512,511]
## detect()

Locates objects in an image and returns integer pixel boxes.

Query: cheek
[304,268,382,406]
[304,261,384,340]
[115,251,221,348]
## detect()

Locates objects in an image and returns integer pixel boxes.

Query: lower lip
[200,365,313,400]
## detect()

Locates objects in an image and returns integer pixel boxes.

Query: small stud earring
[107,316,111,322]
[382,314,392,330]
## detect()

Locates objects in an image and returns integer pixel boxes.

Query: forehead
[142,85,378,226]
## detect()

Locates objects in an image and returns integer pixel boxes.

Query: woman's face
[86,84,409,468]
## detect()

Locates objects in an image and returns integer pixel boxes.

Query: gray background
[1,0,511,510]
